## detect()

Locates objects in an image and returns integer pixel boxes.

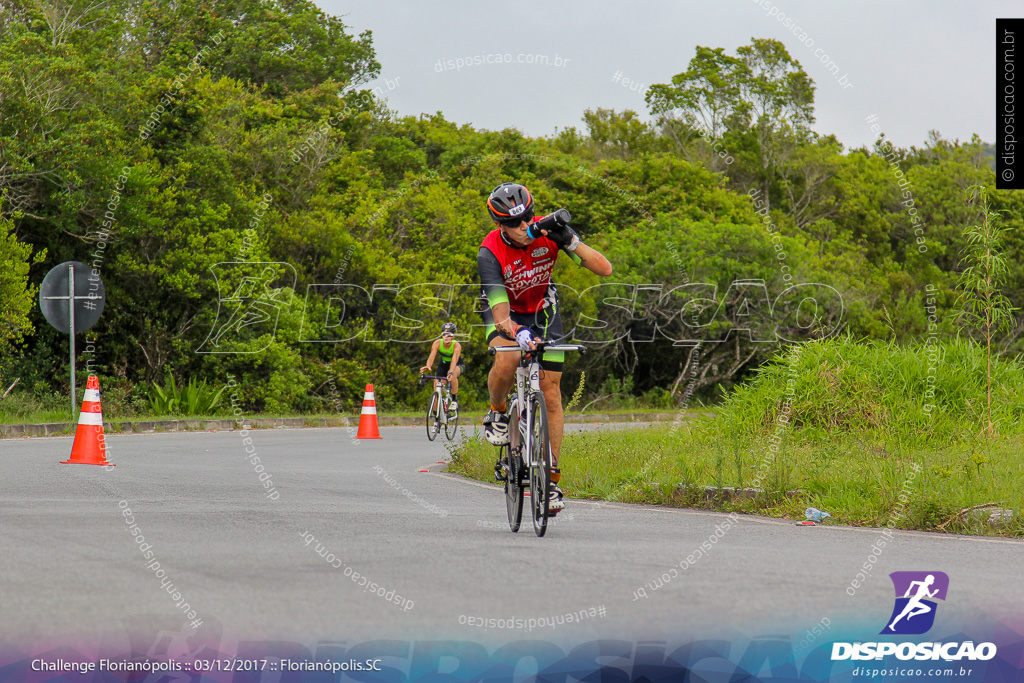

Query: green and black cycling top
[437,338,456,363]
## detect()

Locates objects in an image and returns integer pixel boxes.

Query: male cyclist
[478,182,612,511]
[420,322,463,409]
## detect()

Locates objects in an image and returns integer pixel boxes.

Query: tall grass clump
[713,336,1024,445]
[954,186,1018,436]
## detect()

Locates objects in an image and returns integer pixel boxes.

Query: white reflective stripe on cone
[361,406,377,414]
[363,392,374,401]
[82,389,101,402]
[78,412,104,426]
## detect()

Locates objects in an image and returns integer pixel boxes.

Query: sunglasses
[499,211,534,228]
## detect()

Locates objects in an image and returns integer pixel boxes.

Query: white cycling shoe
[483,409,510,446]
[548,483,565,512]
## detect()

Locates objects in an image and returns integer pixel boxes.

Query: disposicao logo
[882,571,948,635]
[831,571,997,662]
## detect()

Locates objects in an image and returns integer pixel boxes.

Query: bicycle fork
[436,384,448,424]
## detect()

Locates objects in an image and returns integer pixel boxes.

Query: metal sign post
[39,262,106,414]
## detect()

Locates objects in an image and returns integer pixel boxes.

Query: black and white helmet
[486,182,534,224]
[441,322,457,335]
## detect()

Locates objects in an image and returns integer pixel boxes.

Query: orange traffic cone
[356,383,382,439]
[62,375,114,466]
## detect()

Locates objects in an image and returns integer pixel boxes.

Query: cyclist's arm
[450,341,462,370]
[570,242,613,276]
[539,219,613,276]
[477,246,519,340]
[489,302,521,341]
[421,339,440,373]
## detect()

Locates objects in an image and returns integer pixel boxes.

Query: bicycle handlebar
[419,374,450,386]
[488,343,587,356]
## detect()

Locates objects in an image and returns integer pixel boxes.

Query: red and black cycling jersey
[477,220,566,314]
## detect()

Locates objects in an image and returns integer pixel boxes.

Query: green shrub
[148,375,227,416]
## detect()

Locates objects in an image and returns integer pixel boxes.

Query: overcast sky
[314,0,1015,152]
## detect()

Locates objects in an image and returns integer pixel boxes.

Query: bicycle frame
[421,375,451,421]
[421,374,459,441]
[509,355,538,452]
[491,342,586,536]
[502,345,583,454]
[494,343,583,435]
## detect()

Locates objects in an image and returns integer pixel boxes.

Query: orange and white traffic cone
[356,383,382,439]
[62,375,114,466]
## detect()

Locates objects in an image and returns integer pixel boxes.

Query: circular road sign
[39,261,106,334]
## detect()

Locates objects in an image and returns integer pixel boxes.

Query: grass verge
[449,338,1024,537]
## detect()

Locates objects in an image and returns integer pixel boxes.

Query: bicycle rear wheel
[444,398,459,440]
[527,392,551,537]
[425,393,440,441]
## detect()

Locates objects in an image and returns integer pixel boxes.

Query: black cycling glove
[542,222,581,251]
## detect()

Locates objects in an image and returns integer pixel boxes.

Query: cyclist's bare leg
[449,366,461,395]
[487,336,518,410]
[539,370,563,466]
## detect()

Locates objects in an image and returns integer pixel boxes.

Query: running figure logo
[197,262,296,354]
[881,571,949,635]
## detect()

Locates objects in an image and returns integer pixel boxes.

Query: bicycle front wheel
[444,400,459,440]
[425,393,440,441]
[527,392,551,537]
[503,442,523,532]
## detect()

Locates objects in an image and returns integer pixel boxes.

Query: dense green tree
[0,208,44,357]
[647,39,817,214]
[580,108,656,160]
[646,46,745,140]
[0,14,1012,414]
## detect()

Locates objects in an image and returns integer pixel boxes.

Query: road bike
[420,374,459,441]
[490,342,586,537]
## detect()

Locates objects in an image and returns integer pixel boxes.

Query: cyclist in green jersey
[420,322,464,409]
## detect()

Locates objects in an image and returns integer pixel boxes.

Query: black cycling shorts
[438,360,465,378]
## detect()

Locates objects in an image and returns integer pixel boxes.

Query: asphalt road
[2,426,1021,658]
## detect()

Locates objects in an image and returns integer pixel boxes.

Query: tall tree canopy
[0,15,1012,414]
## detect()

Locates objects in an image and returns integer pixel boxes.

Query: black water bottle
[527,208,571,239]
